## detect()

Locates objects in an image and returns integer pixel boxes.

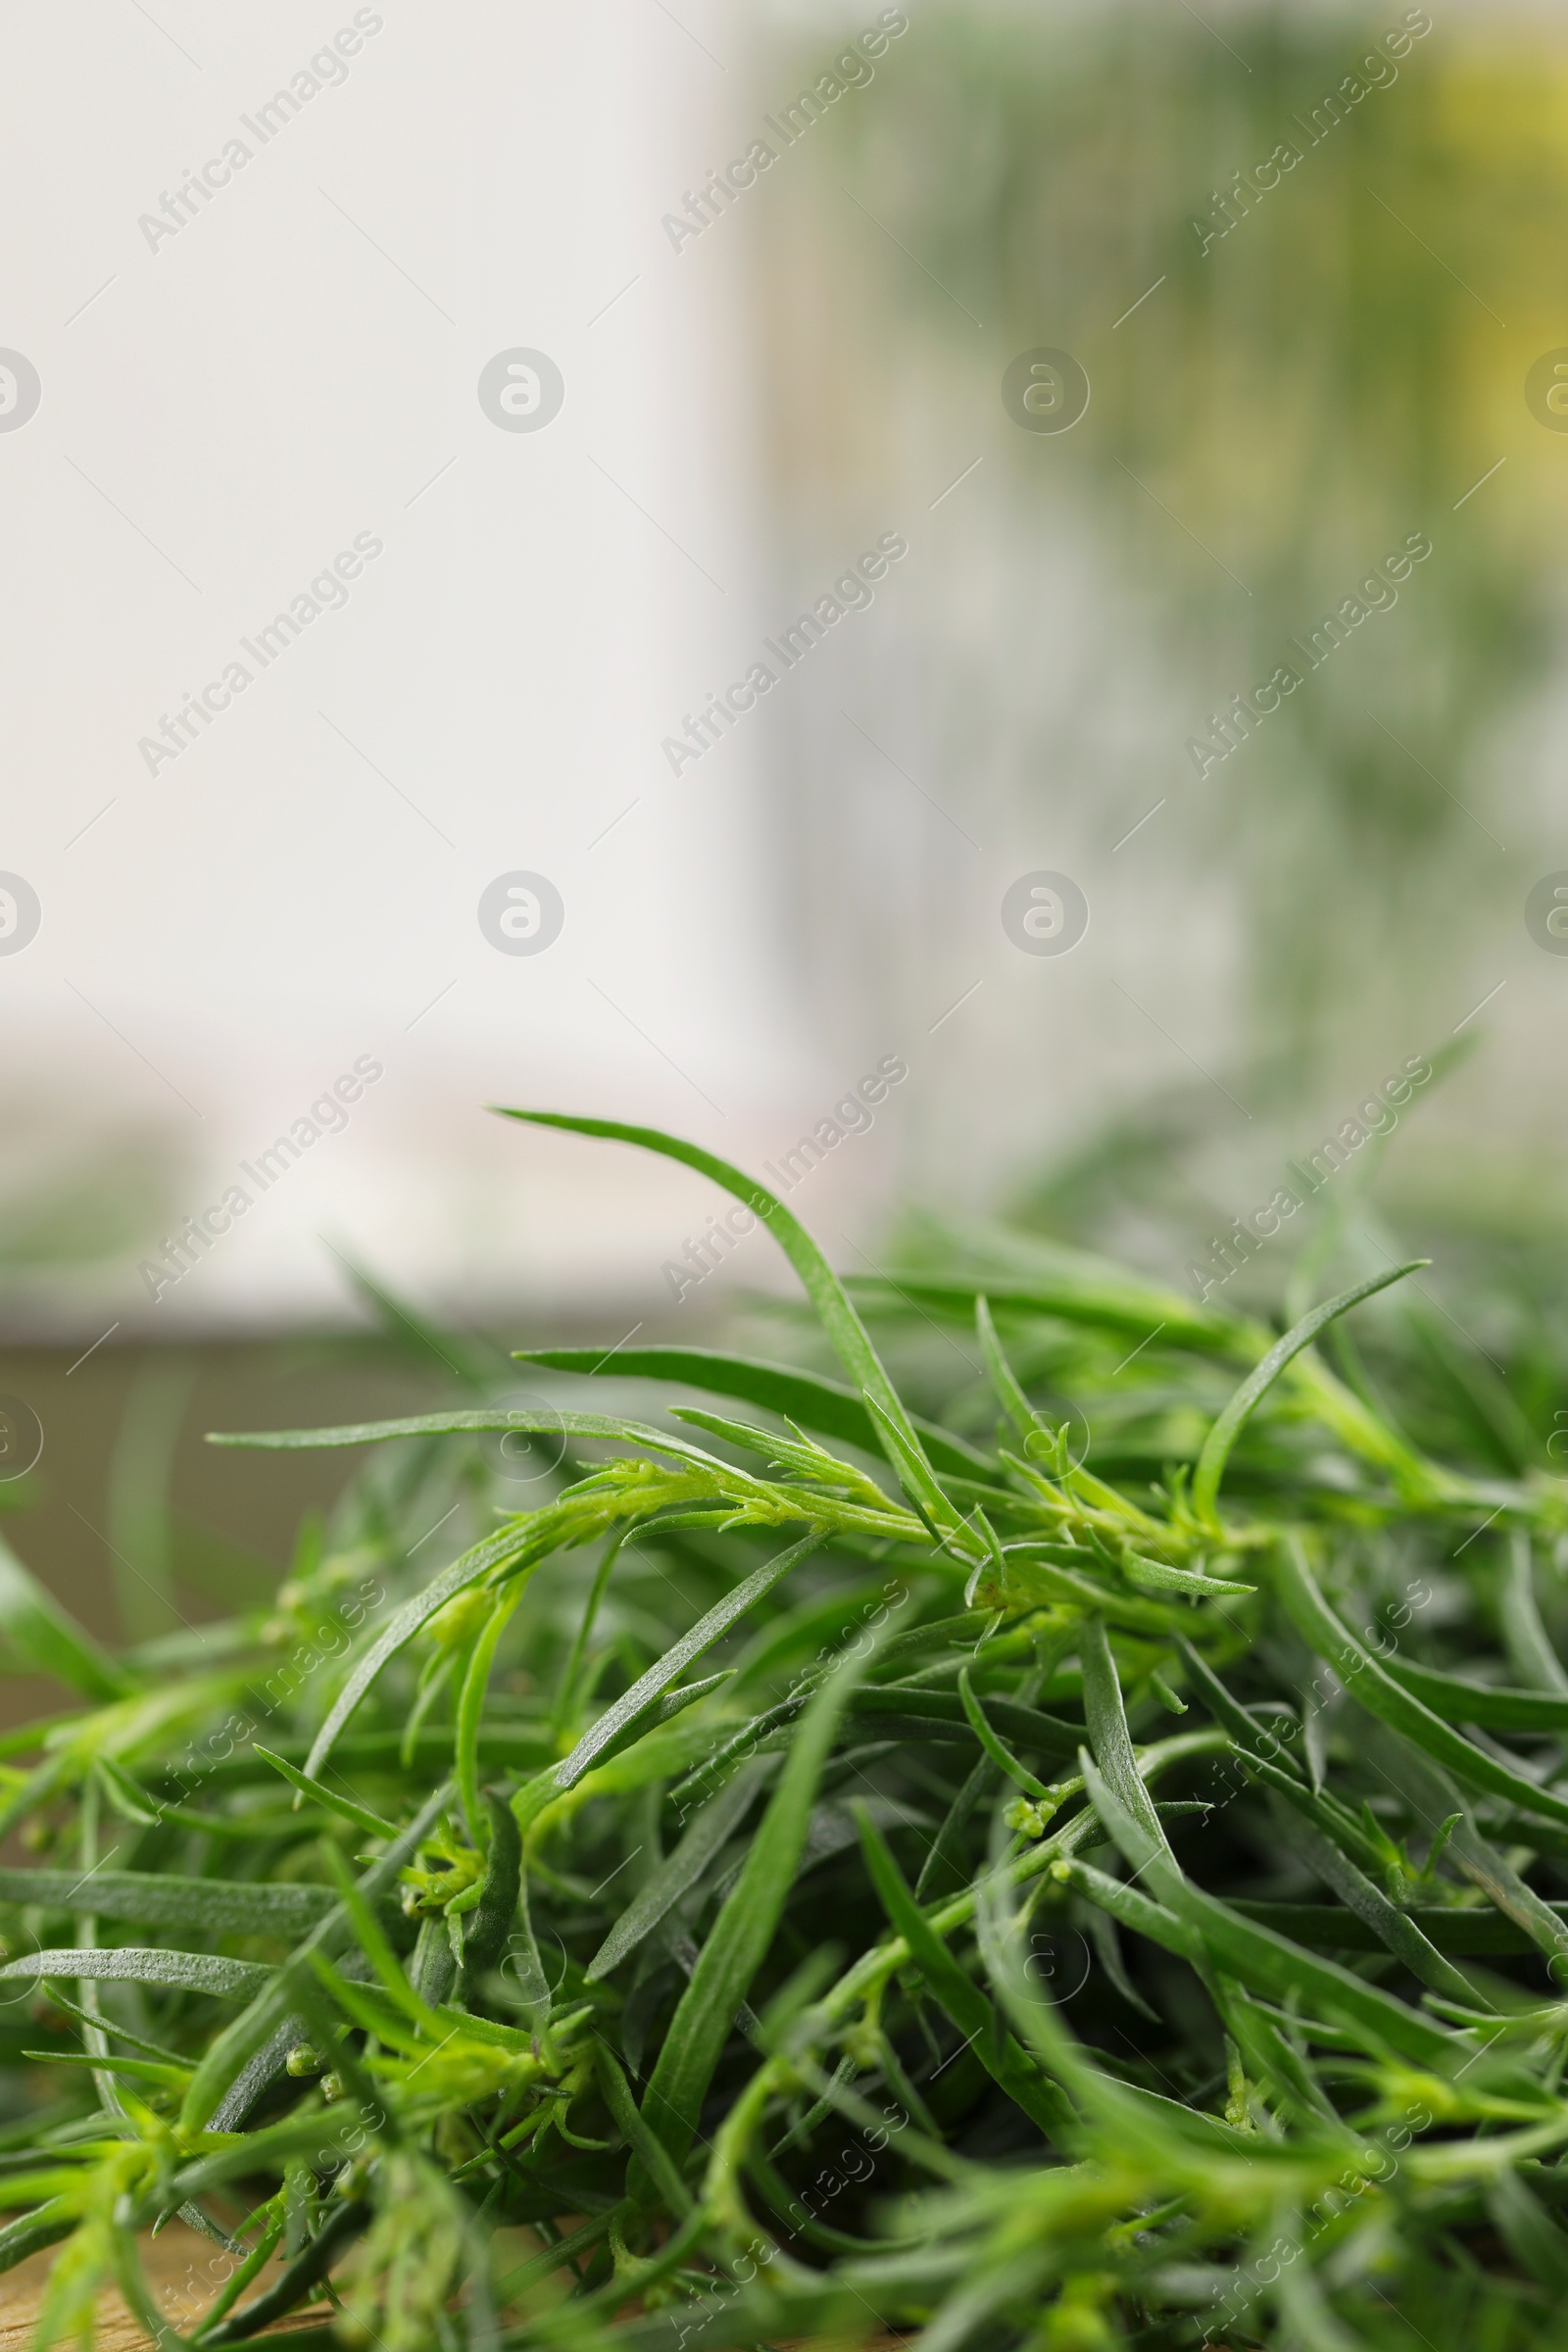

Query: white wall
[0,0,858,1334]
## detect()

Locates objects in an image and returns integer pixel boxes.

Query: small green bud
[1149,1670,1187,1716]
[285,2045,321,2078]
[1024,1423,1068,1473]
[320,2072,344,2103]
[844,2019,881,2072]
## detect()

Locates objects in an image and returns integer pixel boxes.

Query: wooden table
[0,2223,329,2347]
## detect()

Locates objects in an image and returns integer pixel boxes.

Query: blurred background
[2,0,1567,1649]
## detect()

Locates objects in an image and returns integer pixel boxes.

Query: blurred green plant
[0,1101,184,1295]
[777,7,1568,1061]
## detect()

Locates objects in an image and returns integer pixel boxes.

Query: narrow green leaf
[955,1668,1052,1800]
[1247,1754,1410,1885]
[455,1588,523,1843]
[594,2043,694,2216]
[634,1607,894,2172]
[200,2198,370,2345]
[514,1344,993,1478]
[0,2201,74,2280]
[1488,2172,1568,2296]
[1349,1720,1568,1974]
[460,1791,524,2002]
[1078,1753,1462,2069]
[973,1297,1038,1443]
[556,1531,626,1735]
[0,1535,132,1703]
[1272,1538,1568,1832]
[856,1803,1074,2140]
[1120,1553,1255,1599]
[253,1747,396,1839]
[1225,1901,1553,1955]
[180,1781,452,2131]
[299,1525,538,1784]
[998,1544,1202,1636]
[919,1681,1073,1748]
[845,1268,1251,1355]
[861,1392,975,1558]
[1076,1742,1189,1920]
[970,1856,1197,2153]
[554,1535,816,1792]
[1216,1979,1347,2134]
[1176,1640,1305,1777]
[492,2210,618,2302]
[1385,1661,1568,1734]
[1500,1531,1568,1696]
[1055,1857,1202,1967]
[667,1683,1081,1792]
[25,2051,188,2087]
[914,1755,995,1902]
[0,1868,334,1938]
[29,1987,185,2065]
[0,1947,274,1998]
[97,1756,168,1828]
[491,1110,941,1487]
[327,1250,498,1390]
[185,2214,284,2340]
[159,1728,550,1787]
[310,1955,429,2053]
[1191,1261,1426,1523]
[167,2111,379,2203]
[1262,1789,1483,2006]
[208,1405,703,1459]
[315,1846,435,2030]
[586,1758,773,1982]
[667,1406,893,1506]
[1078,1617,1176,1861]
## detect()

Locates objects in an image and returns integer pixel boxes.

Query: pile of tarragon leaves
[1,1114,1568,2349]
